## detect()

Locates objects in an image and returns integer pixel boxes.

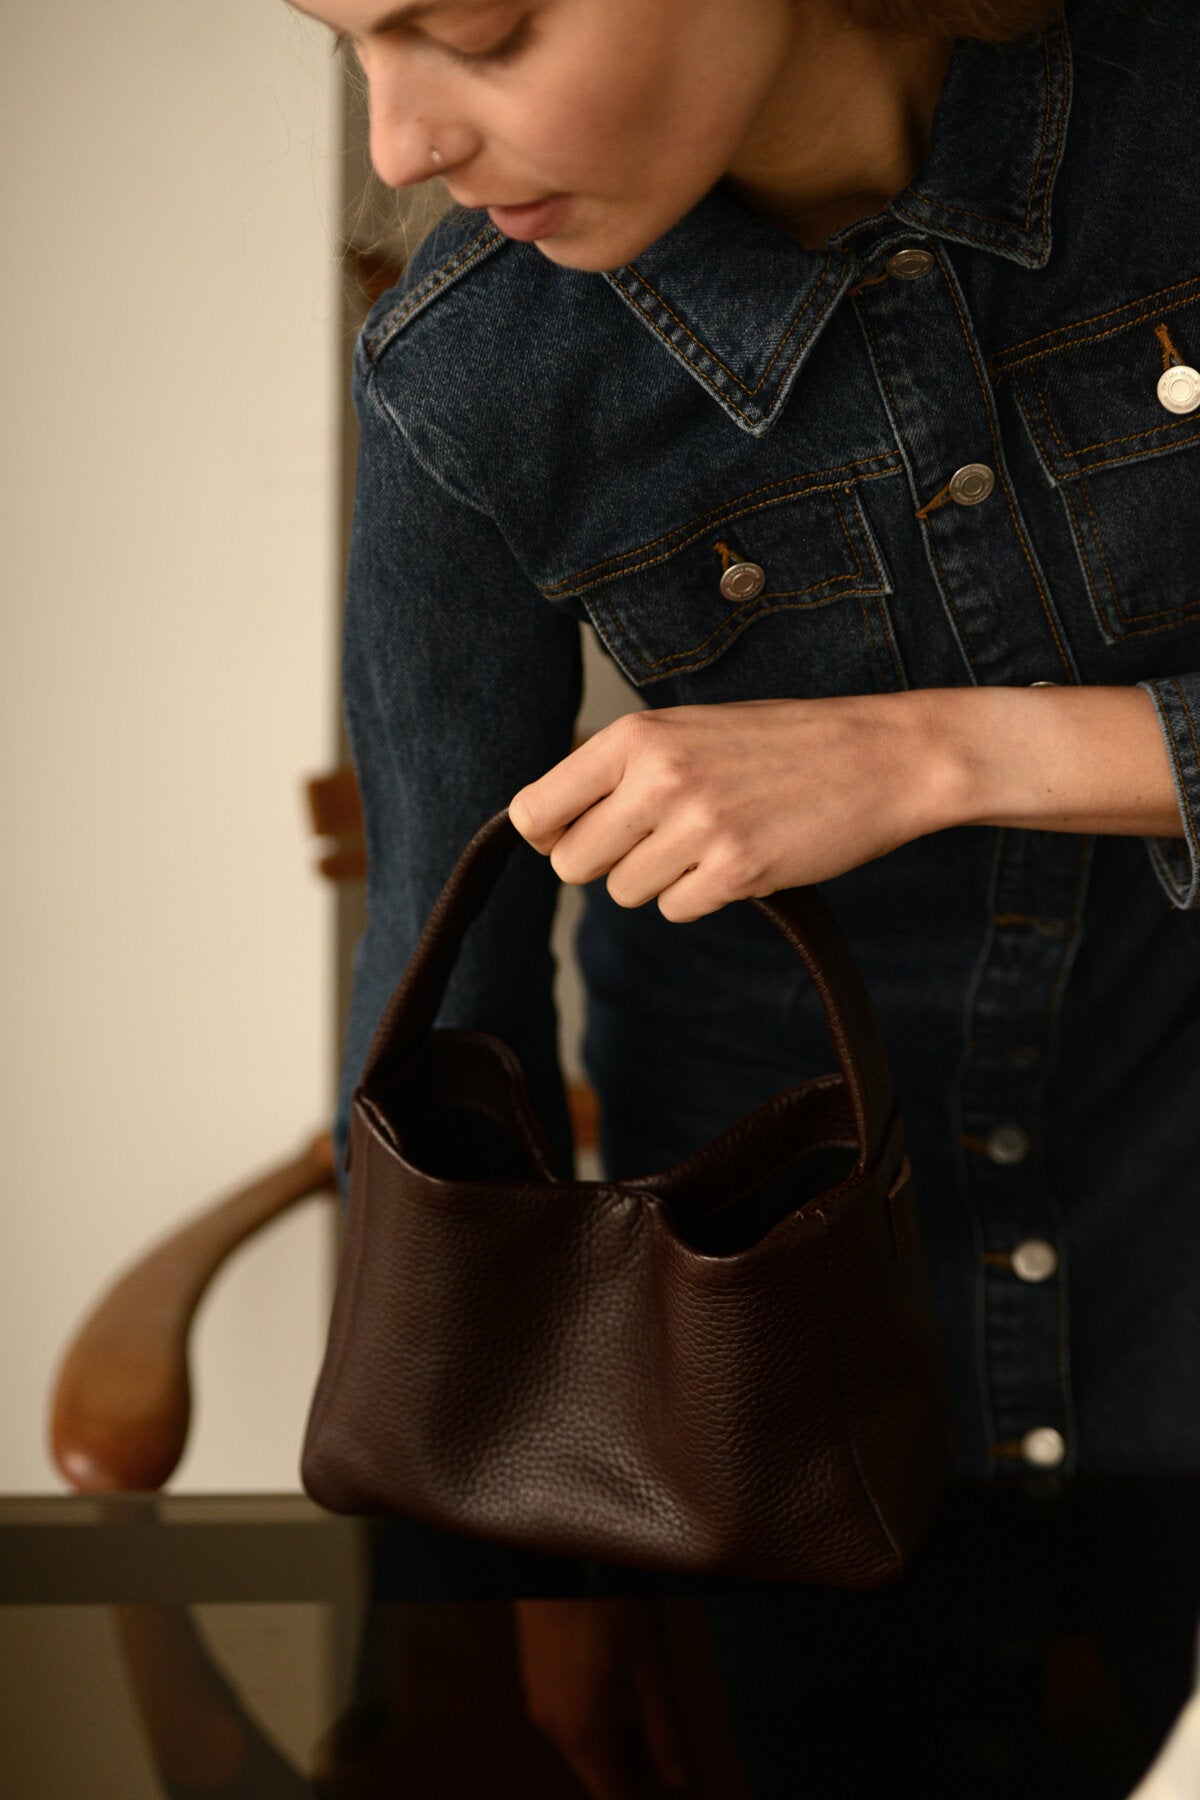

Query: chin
[533,240,627,272]
[532,217,677,273]
[525,194,694,273]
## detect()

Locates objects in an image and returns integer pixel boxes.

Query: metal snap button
[1011,1238,1058,1282]
[1029,679,1060,687]
[885,247,936,281]
[948,463,995,506]
[719,560,766,603]
[1157,364,1200,415]
[985,1123,1031,1165]
[1020,1426,1066,1468]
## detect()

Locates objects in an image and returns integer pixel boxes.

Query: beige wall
[0,0,642,1499]
[0,2,342,1490]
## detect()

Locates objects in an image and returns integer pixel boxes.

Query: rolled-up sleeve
[1137,674,1200,910]
[332,334,583,1200]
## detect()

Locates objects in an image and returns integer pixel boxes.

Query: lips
[483,194,570,241]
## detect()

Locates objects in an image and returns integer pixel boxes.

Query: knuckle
[620,713,680,770]
[683,793,720,834]
[708,838,761,894]
[615,714,705,803]
[642,753,694,803]
[608,710,650,756]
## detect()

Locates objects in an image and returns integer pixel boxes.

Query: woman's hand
[507,692,959,922]
[513,1597,692,1800]
[508,685,1184,921]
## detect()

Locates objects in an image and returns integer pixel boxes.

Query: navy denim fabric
[332,0,1200,1591]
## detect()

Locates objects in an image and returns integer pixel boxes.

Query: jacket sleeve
[1137,674,1200,910]
[332,334,584,1201]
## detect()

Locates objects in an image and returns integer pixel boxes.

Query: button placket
[953,833,1093,1473]
[850,236,1074,686]
[847,229,1082,1461]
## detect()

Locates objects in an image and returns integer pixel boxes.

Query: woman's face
[291,0,803,270]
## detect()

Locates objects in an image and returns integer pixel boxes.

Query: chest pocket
[993,278,1200,644]
[539,469,905,698]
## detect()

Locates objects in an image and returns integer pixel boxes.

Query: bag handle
[358,807,896,1169]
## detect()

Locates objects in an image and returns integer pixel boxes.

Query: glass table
[1,1477,1198,1799]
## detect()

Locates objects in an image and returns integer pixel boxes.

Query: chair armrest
[48,1131,337,1493]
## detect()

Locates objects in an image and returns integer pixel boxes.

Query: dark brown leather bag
[300,806,958,1587]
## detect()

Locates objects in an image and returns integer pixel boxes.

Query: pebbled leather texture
[301,808,957,1587]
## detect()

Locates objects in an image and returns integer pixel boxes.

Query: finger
[652,863,721,924]
[509,720,631,850]
[546,795,656,886]
[600,822,703,911]
[653,837,771,923]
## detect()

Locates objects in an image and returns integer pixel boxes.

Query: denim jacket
[335,0,1200,1485]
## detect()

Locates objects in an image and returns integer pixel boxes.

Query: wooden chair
[48,762,599,1494]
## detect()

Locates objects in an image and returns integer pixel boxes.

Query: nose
[364,72,477,190]
[370,113,442,189]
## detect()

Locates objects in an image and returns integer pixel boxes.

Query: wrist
[907,685,1061,834]
[903,686,985,837]
[904,683,1184,839]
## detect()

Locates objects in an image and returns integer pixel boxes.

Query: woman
[299,0,1198,1643]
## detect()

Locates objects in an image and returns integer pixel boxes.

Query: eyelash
[329,15,531,70]
[438,16,533,66]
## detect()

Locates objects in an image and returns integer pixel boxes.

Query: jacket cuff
[1137,676,1200,910]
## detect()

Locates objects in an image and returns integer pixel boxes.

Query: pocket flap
[541,473,896,688]
[992,277,1200,482]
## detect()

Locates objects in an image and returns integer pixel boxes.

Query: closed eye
[325,11,532,69]
[435,14,533,65]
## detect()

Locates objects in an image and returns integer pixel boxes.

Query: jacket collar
[602,16,1073,435]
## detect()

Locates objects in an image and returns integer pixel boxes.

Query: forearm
[507,682,1190,924]
[919,684,1185,838]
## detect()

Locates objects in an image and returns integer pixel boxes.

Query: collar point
[888,199,1053,271]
